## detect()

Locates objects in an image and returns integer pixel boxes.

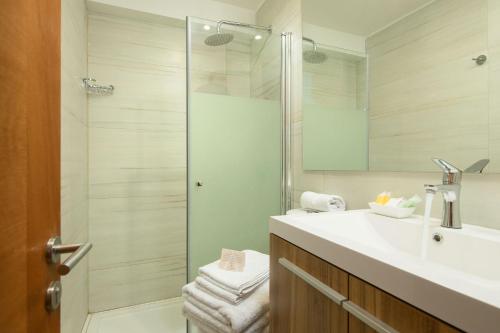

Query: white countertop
[269,210,500,333]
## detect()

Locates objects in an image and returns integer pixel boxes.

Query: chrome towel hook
[82,77,114,95]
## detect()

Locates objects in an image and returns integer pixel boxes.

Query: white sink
[295,211,500,281]
[269,210,500,332]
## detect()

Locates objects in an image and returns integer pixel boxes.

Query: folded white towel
[199,250,269,296]
[300,191,346,212]
[186,295,227,325]
[183,300,269,333]
[182,281,269,333]
[196,276,243,304]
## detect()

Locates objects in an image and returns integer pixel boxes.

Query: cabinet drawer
[270,234,349,333]
[348,275,462,333]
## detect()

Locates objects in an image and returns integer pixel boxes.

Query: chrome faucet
[424,158,489,229]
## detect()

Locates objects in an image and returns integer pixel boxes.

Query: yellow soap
[375,192,391,205]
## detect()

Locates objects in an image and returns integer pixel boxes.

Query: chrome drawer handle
[343,301,399,333]
[278,257,347,305]
[46,236,92,275]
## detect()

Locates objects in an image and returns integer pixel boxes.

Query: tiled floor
[83,298,186,333]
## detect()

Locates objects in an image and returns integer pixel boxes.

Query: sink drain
[432,233,443,242]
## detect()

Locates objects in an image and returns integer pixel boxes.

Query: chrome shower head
[204,20,272,47]
[302,37,327,64]
[303,50,327,64]
[204,21,234,46]
[204,32,234,46]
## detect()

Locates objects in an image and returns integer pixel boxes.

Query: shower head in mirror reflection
[302,37,327,64]
[204,20,272,47]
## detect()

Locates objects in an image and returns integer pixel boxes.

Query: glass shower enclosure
[186,17,291,280]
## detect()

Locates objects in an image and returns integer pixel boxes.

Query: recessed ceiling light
[203,25,211,31]
[254,35,262,40]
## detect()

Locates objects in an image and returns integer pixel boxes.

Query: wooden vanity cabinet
[270,234,349,333]
[348,276,461,333]
[270,234,463,333]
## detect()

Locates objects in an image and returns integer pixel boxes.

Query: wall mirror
[302,0,497,173]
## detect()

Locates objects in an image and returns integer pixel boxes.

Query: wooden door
[270,234,349,333]
[0,1,61,333]
[348,275,462,333]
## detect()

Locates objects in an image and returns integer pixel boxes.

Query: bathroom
[1,0,499,332]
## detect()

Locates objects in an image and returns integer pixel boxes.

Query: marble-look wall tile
[356,60,367,111]
[367,0,489,172]
[289,0,500,230]
[89,257,185,312]
[488,0,500,170]
[250,36,281,100]
[87,10,187,312]
[191,28,252,97]
[61,0,89,332]
[256,0,302,104]
[303,52,362,109]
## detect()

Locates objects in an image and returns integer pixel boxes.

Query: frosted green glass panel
[303,104,368,171]
[189,93,281,280]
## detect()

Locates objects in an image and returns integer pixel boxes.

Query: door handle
[45,236,92,311]
[46,236,92,275]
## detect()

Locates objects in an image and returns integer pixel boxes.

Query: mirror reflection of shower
[302,36,327,64]
[204,20,272,46]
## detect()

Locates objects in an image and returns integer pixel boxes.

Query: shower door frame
[185,16,293,281]
[281,32,293,214]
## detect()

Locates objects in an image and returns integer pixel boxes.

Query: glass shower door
[187,17,283,279]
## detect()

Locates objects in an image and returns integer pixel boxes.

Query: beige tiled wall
[489,0,500,170]
[190,28,252,97]
[61,0,89,332]
[368,0,489,172]
[250,32,281,100]
[87,9,187,312]
[289,0,500,230]
[303,51,364,109]
[257,0,303,106]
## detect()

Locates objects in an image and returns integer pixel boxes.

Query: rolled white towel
[182,281,269,333]
[285,209,310,216]
[300,191,346,212]
[199,250,269,296]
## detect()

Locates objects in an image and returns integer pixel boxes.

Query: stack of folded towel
[182,250,270,333]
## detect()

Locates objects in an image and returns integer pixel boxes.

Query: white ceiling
[303,0,434,36]
[211,0,266,11]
